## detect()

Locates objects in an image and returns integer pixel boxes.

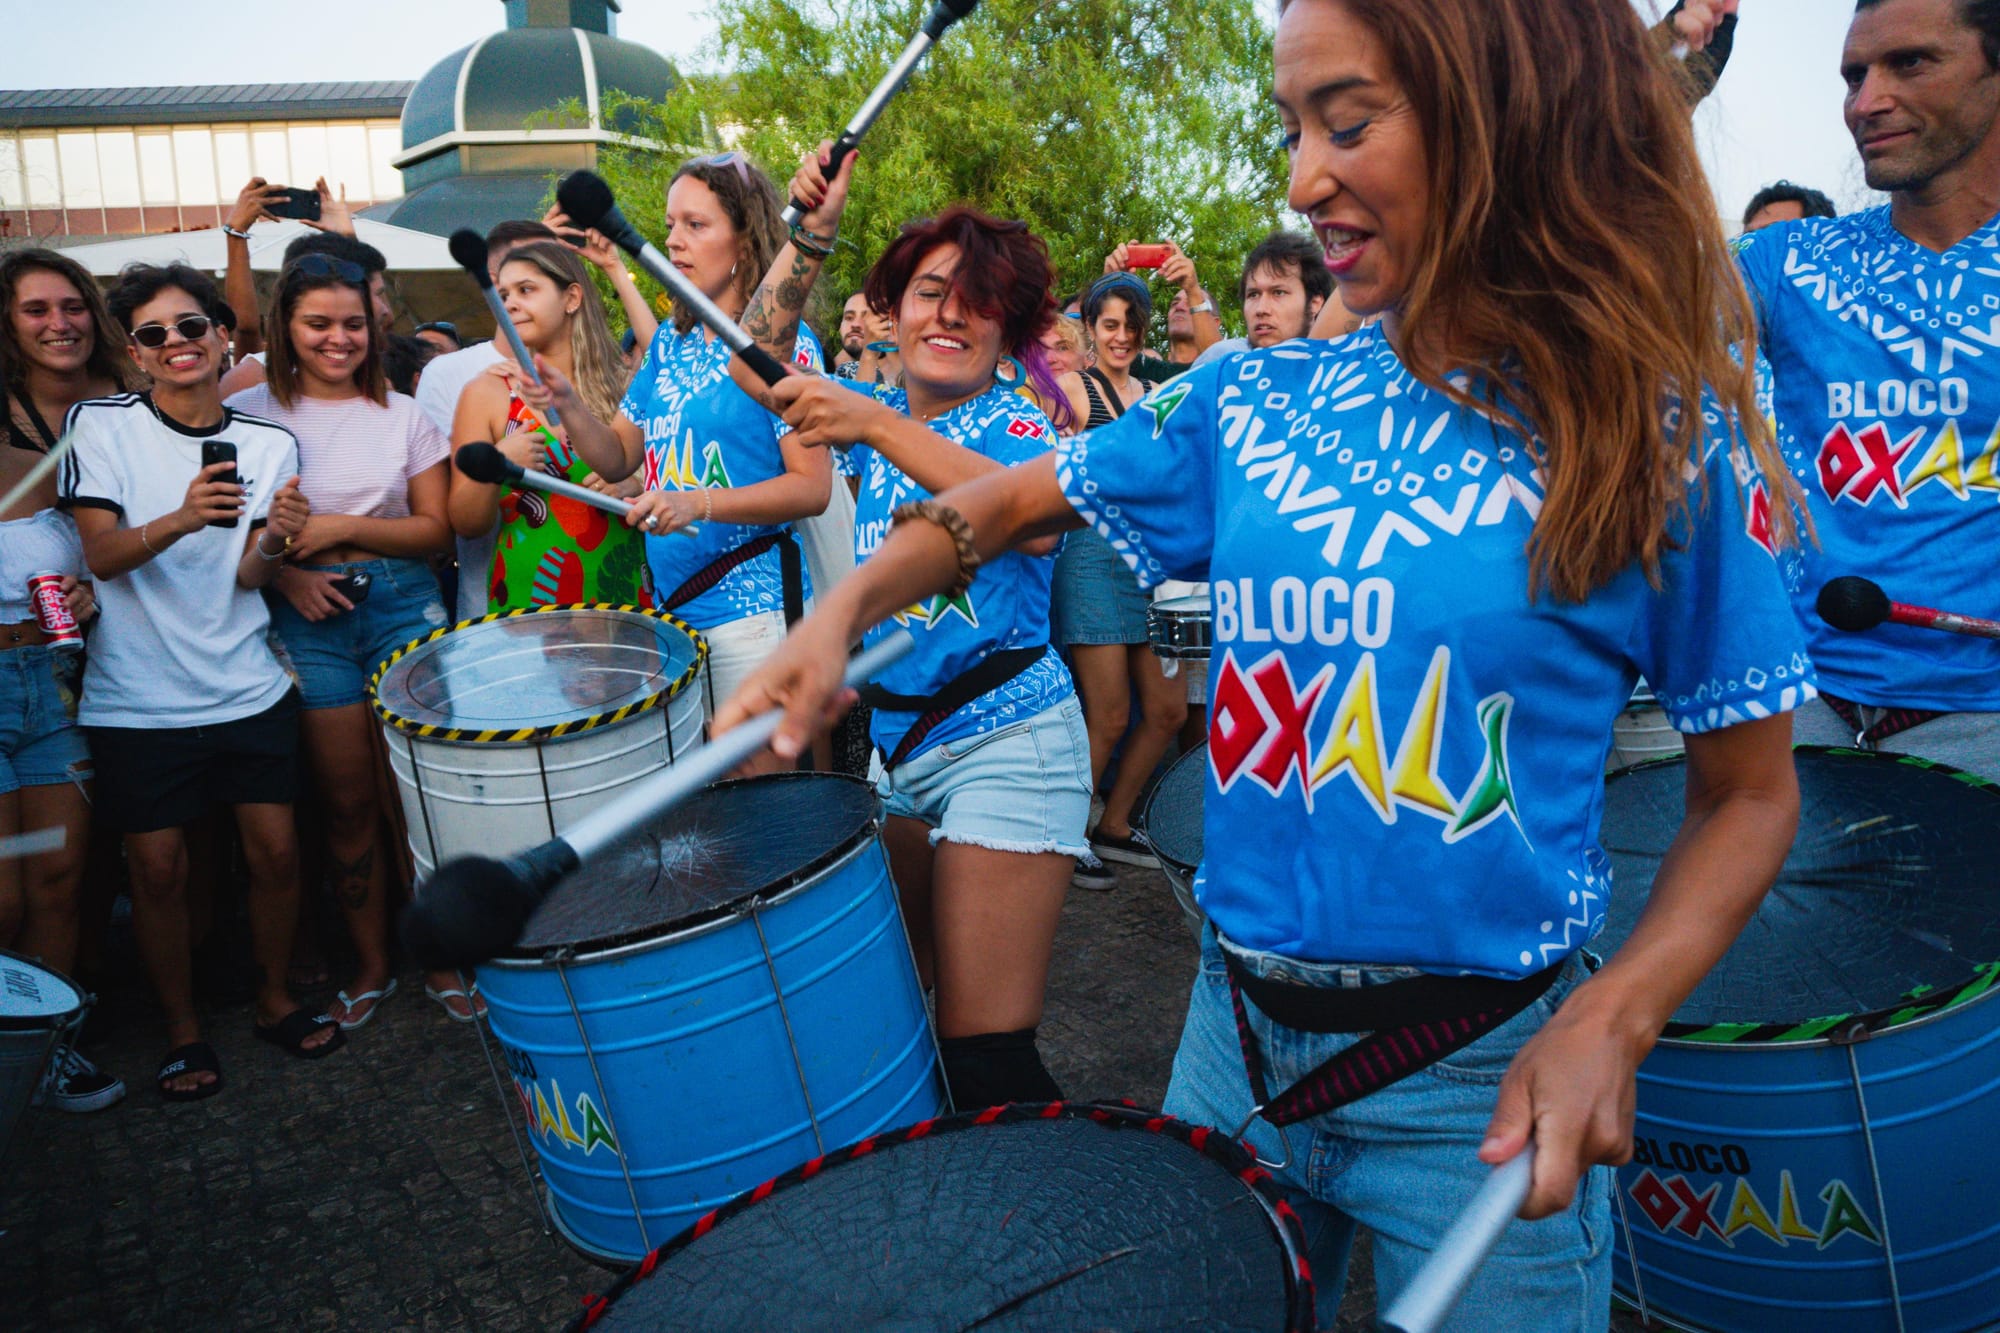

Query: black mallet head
[398,840,582,971]
[454,441,520,486]
[556,171,643,255]
[923,0,979,36]
[1817,576,1892,633]
[447,228,494,288]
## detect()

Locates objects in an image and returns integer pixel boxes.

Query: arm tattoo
[744,248,820,354]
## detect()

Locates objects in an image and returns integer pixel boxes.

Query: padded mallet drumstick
[447,228,563,433]
[454,442,637,522]
[1817,576,2000,641]
[1376,1145,1536,1333]
[779,0,982,227]
[555,171,793,388]
[399,630,916,970]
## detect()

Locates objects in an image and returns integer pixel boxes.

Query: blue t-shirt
[1055,328,1816,976]
[618,323,823,628]
[1738,207,2000,710]
[847,382,1073,761]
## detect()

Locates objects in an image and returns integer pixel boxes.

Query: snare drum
[569,1102,1314,1332]
[1597,748,2000,1333]
[1147,594,1212,660]
[480,772,946,1265]
[1138,742,1207,940]
[0,949,85,1163]
[368,604,709,879]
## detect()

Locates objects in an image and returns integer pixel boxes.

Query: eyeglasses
[289,254,368,285]
[131,315,213,348]
[698,151,753,191]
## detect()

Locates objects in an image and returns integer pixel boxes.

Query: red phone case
[1126,244,1171,269]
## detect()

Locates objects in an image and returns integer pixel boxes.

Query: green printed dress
[487,395,651,612]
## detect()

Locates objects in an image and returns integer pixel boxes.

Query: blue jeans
[267,558,448,710]
[1164,927,1612,1332]
[0,644,89,794]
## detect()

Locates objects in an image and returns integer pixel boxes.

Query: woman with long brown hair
[717,0,1799,1325]
[448,240,647,611]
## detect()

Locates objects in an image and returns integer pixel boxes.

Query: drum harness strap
[1818,691,1946,746]
[661,528,806,626]
[1222,945,1562,1156]
[858,645,1050,771]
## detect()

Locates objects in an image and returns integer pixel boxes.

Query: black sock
[938,1028,1064,1110]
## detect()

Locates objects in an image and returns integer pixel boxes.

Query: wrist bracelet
[701,488,714,523]
[223,224,253,241]
[790,220,836,243]
[255,533,289,560]
[788,226,835,260]
[891,499,981,599]
[139,521,162,555]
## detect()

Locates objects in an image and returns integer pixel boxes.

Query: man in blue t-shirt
[1737,0,2000,779]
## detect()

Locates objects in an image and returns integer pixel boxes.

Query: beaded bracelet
[788,223,836,259]
[890,499,981,599]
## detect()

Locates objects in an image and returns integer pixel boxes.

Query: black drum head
[511,773,880,955]
[576,1104,1311,1333]
[1141,743,1207,875]
[1596,748,2000,1036]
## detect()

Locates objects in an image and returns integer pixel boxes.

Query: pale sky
[6,0,1876,226]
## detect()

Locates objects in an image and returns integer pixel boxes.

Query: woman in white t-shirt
[226,254,456,1031]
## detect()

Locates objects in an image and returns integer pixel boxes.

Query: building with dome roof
[367,0,682,237]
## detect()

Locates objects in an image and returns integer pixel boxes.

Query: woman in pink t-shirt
[226,253,458,1030]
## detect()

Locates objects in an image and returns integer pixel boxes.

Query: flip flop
[424,982,487,1023]
[157,1041,224,1102]
[331,977,399,1031]
[254,1008,347,1060]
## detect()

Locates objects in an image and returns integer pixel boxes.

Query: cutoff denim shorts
[878,695,1093,857]
[267,557,449,710]
[0,644,90,795]
[1165,926,1613,1332]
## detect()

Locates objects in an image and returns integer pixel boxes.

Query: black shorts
[85,690,301,834]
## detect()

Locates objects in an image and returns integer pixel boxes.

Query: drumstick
[399,630,915,970]
[1817,576,2000,641]
[453,442,694,537]
[778,0,982,226]
[555,171,794,389]
[0,827,65,860]
[447,229,562,433]
[1376,1145,1536,1333]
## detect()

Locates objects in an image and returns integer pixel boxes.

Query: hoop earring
[996,355,1024,385]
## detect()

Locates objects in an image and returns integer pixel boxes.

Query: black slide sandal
[254,1008,347,1060]
[156,1042,224,1102]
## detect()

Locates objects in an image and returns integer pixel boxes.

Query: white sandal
[423,981,486,1023]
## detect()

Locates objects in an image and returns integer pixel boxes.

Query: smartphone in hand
[1126,244,1171,269]
[266,187,322,222]
[200,440,240,529]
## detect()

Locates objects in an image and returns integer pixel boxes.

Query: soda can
[26,572,83,653]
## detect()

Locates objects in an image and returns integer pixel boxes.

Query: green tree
[591,0,1290,342]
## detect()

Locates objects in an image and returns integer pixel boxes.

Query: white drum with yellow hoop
[368,604,710,880]
[1607,683,1687,773]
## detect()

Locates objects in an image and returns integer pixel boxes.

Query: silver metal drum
[1147,595,1212,660]
[368,604,710,879]
[1137,742,1208,941]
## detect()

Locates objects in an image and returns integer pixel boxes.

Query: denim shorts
[267,558,450,710]
[0,644,90,796]
[1051,528,1149,647]
[1165,927,1612,1332]
[877,695,1093,857]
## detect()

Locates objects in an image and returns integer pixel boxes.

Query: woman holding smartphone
[225,254,459,1029]
[447,240,647,611]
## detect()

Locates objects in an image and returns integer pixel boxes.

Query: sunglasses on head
[698,151,753,191]
[131,315,213,349]
[289,254,369,285]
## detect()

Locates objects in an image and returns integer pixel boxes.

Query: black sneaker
[1071,851,1116,891]
[1091,828,1159,868]
[35,1044,126,1113]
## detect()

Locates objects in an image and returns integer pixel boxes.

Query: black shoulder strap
[1083,368,1128,420]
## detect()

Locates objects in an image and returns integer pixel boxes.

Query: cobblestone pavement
[2,857,1645,1331]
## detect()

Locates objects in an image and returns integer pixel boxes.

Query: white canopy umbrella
[53,218,457,275]
[52,218,492,338]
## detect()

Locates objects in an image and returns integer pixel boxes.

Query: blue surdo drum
[1596,747,2000,1333]
[477,772,947,1265]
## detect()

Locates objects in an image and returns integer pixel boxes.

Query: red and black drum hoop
[567,1100,1317,1332]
